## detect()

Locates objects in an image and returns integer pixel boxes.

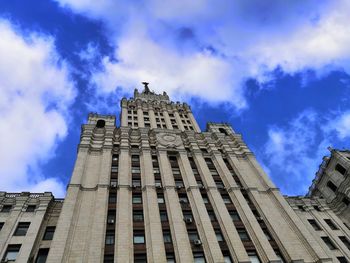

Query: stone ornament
[157,133,182,148]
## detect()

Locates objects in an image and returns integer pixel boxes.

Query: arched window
[96,120,105,128]
[219,128,228,135]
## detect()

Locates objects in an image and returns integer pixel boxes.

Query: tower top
[133,82,170,102]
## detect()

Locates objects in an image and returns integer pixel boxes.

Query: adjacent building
[1,83,350,262]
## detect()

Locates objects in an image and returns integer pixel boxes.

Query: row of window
[0,204,37,213]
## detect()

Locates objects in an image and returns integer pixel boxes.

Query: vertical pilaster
[149,108,157,129]
[137,106,145,128]
[174,111,185,131]
[140,147,167,262]
[121,99,128,127]
[178,151,225,263]
[212,152,279,263]
[115,147,133,262]
[193,151,250,262]
[158,150,193,263]
[188,111,201,132]
[162,110,173,130]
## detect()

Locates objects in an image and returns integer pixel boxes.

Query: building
[1,83,350,262]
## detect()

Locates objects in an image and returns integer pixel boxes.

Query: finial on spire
[142,82,150,94]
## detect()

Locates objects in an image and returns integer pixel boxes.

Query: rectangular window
[3,244,21,261]
[339,236,350,250]
[134,254,147,263]
[215,231,224,242]
[43,226,56,240]
[153,168,160,174]
[160,211,168,222]
[202,195,209,204]
[247,251,261,263]
[175,180,184,187]
[163,231,172,243]
[224,255,233,263]
[179,195,189,204]
[229,211,241,221]
[14,222,30,236]
[327,181,338,192]
[308,219,322,231]
[109,193,116,203]
[237,229,250,241]
[325,219,338,230]
[155,179,162,187]
[322,236,337,250]
[105,231,115,245]
[35,248,49,263]
[132,179,141,187]
[208,211,216,221]
[157,194,165,204]
[131,167,141,174]
[1,205,12,212]
[134,233,145,244]
[133,195,142,204]
[110,178,117,188]
[183,211,193,221]
[133,211,144,222]
[104,254,114,263]
[166,253,175,263]
[337,257,348,263]
[188,231,199,241]
[335,163,346,175]
[222,195,231,204]
[193,252,205,263]
[26,205,36,212]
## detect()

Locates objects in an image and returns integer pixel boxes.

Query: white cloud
[0,20,76,197]
[264,109,350,195]
[54,0,350,109]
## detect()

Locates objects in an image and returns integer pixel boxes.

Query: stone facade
[1,84,350,262]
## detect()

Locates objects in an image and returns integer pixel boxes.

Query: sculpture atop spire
[142,82,150,94]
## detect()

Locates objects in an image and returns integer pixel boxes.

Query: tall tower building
[1,83,350,263]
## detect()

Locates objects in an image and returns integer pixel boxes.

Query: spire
[142,82,150,94]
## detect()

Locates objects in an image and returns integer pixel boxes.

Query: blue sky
[0,0,350,197]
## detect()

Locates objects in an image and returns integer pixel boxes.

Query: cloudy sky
[0,0,350,197]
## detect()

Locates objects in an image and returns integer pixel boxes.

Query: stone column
[192,151,250,262]
[120,98,128,127]
[188,111,201,132]
[158,150,193,262]
[115,147,133,262]
[149,108,157,129]
[137,106,145,128]
[140,146,167,262]
[211,152,279,263]
[178,151,225,263]
[174,111,185,131]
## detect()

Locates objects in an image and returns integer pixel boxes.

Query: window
[325,219,338,230]
[153,168,160,174]
[132,167,141,174]
[157,194,165,204]
[155,179,162,187]
[43,226,56,240]
[3,244,21,261]
[26,205,36,212]
[166,253,175,263]
[224,256,232,263]
[35,248,49,263]
[1,205,12,212]
[132,179,141,187]
[175,180,184,187]
[335,164,346,175]
[104,254,114,263]
[105,231,115,245]
[131,155,140,162]
[193,252,205,263]
[308,219,322,231]
[134,233,145,244]
[0,222,4,231]
[107,212,115,224]
[172,168,181,175]
[202,195,209,204]
[215,181,224,189]
[263,228,272,241]
[208,211,216,221]
[247,251,261,263]
[215,231,224,242]
[133,195,142,204]
[237,229,250,241]
[222,195,231,204]
[14,222,30,236]
[274,250,285,263]
[133,211,144,222]
[160,211,168,222]
[219,128,228,135]
[340,236,350,250]
[183,211,193,221]
[163,231,172,243]
[96,119,105,128]
[109,193,116,203]
[179,195,189,204]
[134,254,147,263]
[327,181,338,192]
[110,179,117,188]
[314,205,321,211]
[111,166,118,173]
[298,205,306,211]
[337,257,348,263]
[322,236,337,250]
[229,211,240,221]
[343,197,350,206]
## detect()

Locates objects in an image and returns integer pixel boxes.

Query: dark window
[43,226,56,240]
[340,236,350,250]
[105,231,114,245]
[193,252,206,262]
[208,211,216,221]
[263,228,272,241]
[163,231,172,243]
[166,253,175,263]
[96,120,105,128]
[14,222,30,236]
[247,251,260,263]
[3,244,21,261]
[322,236,337,250]
[338,257,348,263]
[222,195,231,204]
[219,128,228,135]
[26,205,36,212]
[109,193,116,203]
[35,248,49,263]
[188,230,199,241]
[343,197,350,206]
[298,205,306,211]
[308,219,322,231]
[104,254,114,263]
[335,164,346,175]
[1,205,12,212]
[215,230,224,242]
[133,211,144,222]
[0,222,4,231]
[327,181,338,192]
[325,219,338,230]
[134,253,147,263]
[313,205,321,211]
[237,229,250,241]
[132,194,142,204]
[229,211,241,221]
[160,211,168,222]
